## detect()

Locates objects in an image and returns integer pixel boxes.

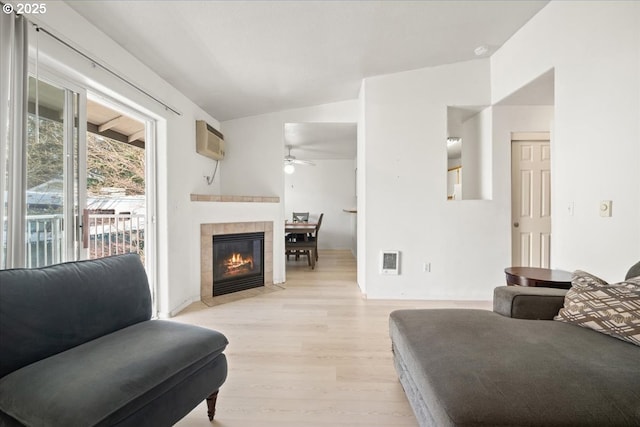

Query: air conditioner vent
[196,120,225,160]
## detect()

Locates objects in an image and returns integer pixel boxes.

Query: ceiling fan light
[284,163,295,174]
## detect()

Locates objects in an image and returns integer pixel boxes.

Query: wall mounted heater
[196,120,225,160]
[380,250,400,275]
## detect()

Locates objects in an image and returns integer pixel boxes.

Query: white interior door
[511,133,551,267]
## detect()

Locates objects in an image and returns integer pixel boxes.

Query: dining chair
[307,213,323,261]
[284,230,316,269]
[285,231,298,261]
[289,212,310,259]
[292,212,309,222]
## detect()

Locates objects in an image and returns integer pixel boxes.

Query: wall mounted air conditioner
[195,120,225,160]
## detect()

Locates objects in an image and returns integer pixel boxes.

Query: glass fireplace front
[212,232,264,296]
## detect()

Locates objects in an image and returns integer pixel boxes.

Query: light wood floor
[174,250,491,427]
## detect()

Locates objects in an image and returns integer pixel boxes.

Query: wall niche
[447,106,492,201]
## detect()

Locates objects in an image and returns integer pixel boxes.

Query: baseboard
[159,296,201,318]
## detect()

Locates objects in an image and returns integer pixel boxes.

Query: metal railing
[26,214,64,268]
[86,213,145,261]
[24,213,145,268]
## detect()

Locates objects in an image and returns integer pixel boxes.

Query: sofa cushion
[0,254,152,378]
[493,286,567,319]
[0,320,228,427]
[389,309,640,426]
[554,270,640,346]
[626,260,640,280]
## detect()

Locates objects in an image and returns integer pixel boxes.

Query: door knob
[513,222,519,228]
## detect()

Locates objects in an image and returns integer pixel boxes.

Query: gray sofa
[0,254,228,426]
[390,263,640,426]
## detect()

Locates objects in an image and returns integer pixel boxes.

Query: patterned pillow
[554,270,640,346]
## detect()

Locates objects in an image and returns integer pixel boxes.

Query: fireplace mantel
[191,194,280,203]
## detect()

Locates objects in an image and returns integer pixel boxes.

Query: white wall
[360,59,501,300]
[479,108,493,200]
[284,159,356,249]
[461,107,492,200]
[357,82,367,293]
[221,100,359,283]
[491,1,640,281]
[359,1,639,298]
[359,57,558,300]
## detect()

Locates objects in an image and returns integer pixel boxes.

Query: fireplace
[212,232,264,296]
[200,221,273,306]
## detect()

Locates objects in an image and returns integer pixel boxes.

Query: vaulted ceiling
[66,0,549,122]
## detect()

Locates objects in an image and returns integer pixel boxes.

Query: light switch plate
[600,200,612,217]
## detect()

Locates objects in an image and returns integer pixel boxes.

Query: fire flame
[224,253,253,272]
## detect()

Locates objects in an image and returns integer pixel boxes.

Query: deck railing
[24,213,145,268]
[87,213,145,261]
[26,214,64,268]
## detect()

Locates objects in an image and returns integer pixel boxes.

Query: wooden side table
[504,267,573,290]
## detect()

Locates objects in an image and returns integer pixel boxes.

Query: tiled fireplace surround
[200,221,274,306]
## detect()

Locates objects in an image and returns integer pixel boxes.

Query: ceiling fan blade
[292,159,315,166]
[284,146,315,166]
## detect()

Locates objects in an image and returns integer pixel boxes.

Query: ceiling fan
[284,145,315,174]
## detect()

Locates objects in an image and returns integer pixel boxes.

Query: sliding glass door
[26,75,86,266]
[25,73,155,280]
[24,74,156,309]
[1,22,157,310]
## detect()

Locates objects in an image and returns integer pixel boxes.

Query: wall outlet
[423,262,431,272]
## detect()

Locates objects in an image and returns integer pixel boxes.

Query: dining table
[284,221,318,236]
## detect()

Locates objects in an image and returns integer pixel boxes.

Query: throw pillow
[554,270,640,346]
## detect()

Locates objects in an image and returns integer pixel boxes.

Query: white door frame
[87,91,158,313]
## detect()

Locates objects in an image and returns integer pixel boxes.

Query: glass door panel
[84,97,146,263]
[26,76,82,266]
